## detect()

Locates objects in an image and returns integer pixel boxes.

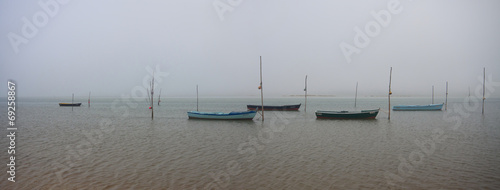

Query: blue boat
[187,111,257,120]
[393,103,444,111]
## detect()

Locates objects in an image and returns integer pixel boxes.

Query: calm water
[1,97,500,189]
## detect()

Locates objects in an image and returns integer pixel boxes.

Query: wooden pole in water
[355,81,358,108]
[196,85,199,111]
[304,75,307,112]
[260,56,264,121]
[151,72,154,120]
[445,82,448,110]
[482,67,485,114]
[88,91,91,108]
[388,67,392,120]
[72,93,74,111]
[432,85,434,104]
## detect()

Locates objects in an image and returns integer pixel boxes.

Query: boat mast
[260,56,264,121]
[432,85,434,104]
[482,67,485,114]
[445,82,448,111]
[355,81,358,108]
[388,67,392,120]
[196,85,199,111]
[304,75,307,112]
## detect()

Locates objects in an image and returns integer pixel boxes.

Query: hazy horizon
[1,0,499,99]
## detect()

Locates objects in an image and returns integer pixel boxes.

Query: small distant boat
[393,103,443,111]
[315,109,379,119]
[60,93,81,108]
[247,104,301,111]
[187,111,257,120]
[59,103,82,107]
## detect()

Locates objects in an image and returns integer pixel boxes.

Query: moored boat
[247,104,301,111]
[392,103,443,111]
[315,109,379,119]
[187,110,257,120]
[59,103,82,107]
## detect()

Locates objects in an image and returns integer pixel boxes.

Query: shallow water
[1,97,499,189]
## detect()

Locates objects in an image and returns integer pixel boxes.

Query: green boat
[315,109,379,119]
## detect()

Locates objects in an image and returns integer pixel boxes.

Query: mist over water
[1,1,500,98]
[1,97,499,189]
[2,1,500,189]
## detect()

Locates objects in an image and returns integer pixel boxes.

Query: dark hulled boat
[247,104,301,111]
[315,109,379,119]
[59,103,82,107]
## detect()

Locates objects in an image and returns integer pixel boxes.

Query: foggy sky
[1,0,499,99]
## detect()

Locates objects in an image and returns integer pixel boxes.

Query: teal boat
[393,103,443,111]
[187,111,257,120]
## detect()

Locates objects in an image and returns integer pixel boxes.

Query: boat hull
[187,111,257,120]
[247,104,301,111]
[393,103,443,111]
[315,109,379,119]
[59,103,82,107]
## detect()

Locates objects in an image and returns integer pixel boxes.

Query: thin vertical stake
[432,85,434,104]
[482,67,485,114]
[260,56,264,121]
[196,85,199,111]
[72,93,74,111]
[88,91,91,107]
[468,86,471,104]
[388,67,392,120]
[151,72,154,120]
[304,75,307,112]
[445,82,448,110]
[158,89,161,106]
[355,82,358,108]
